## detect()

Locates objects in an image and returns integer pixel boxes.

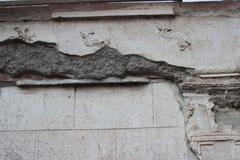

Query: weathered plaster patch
[157,26,192,52]
[0,39,193,83]
[80,31,111,48]
[10,27,35,42]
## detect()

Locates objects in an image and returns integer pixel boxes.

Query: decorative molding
[181,78,240,159]
[52,5,174,19]
[0,2,240,22]
[16,77,150,86]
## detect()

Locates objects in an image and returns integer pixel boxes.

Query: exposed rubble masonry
[0,39,194,83]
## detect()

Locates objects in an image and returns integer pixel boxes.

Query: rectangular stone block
[35,130,115,160]
[146,128,187,160]
[0,127,187,160]
[116,129,147,160]
[152,82,184,127]
[43,87,75,129]
[116,127,187,160]
[0,131,36,160]
[201,141,233,160]
[75,85,153,129]
[0,87,46,131]
[233,143,240,160]
[0,87,74,131]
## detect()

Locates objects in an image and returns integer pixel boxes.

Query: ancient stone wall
[0,2,240,160]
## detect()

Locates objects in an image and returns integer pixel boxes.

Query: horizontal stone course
[0,127,187,160]
[0,82,184,131]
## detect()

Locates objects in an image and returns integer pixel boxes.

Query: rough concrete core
[209,89,240,111]
[0,39,193,83]
[209,89,240,128]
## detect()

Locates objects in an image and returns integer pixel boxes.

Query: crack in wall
[0,39,194,83]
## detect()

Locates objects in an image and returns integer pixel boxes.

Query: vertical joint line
[34,131,38,160]
[74,86,77,129]
[43,95,49,130]
[145,129,148,157]
[151,83,155,127]
[114,130,117,160]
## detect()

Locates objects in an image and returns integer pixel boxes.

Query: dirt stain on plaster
[179,40,191,51]
[157,26,192,52]
[4,151,23,160]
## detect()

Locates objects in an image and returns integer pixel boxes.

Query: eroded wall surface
[0,2,240,160]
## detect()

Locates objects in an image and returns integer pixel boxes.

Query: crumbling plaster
[180,77,240,160]
[0,16,239,72]
[0,5,240,160]
[0,39,193,83]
